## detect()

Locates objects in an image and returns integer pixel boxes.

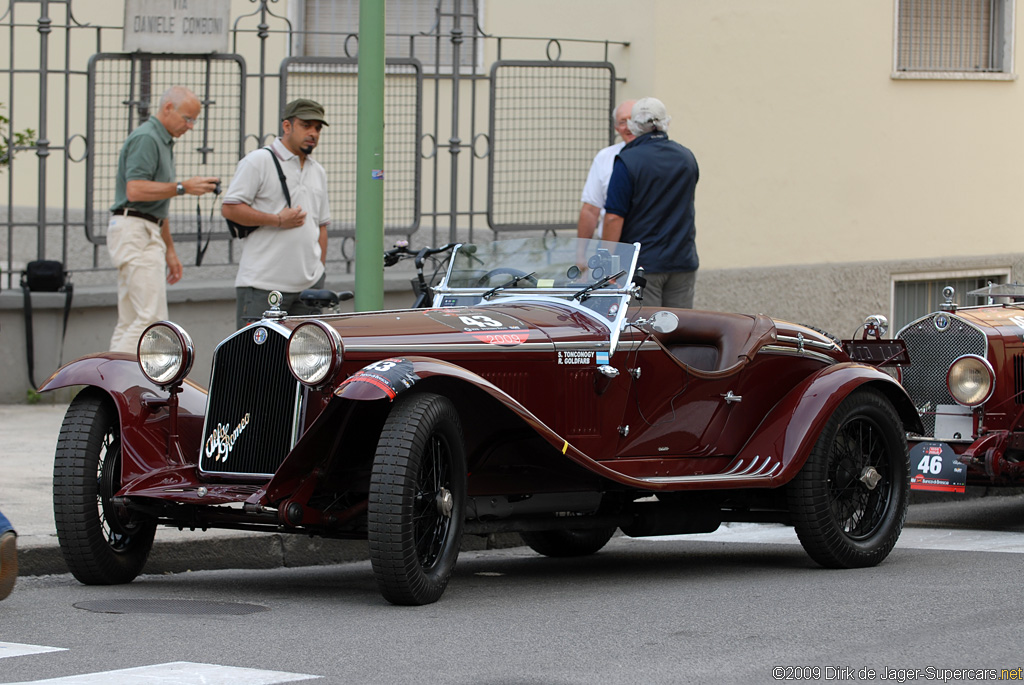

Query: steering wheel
[475,268,539,287]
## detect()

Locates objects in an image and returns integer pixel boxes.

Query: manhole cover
[73,599,269,615]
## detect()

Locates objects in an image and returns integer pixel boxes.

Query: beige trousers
[107,215,167,354]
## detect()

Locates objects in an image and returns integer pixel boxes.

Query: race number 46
[916,453,943,475]
[908,442,966,493]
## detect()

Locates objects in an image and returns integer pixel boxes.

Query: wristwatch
[176,182,185,196]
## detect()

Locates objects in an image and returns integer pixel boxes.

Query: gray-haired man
[604,97,699,309]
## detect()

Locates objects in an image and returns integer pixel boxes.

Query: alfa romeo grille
[200,325,301,477]
[896,313,986,437]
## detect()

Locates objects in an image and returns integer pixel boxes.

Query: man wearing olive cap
[222,98,332,328]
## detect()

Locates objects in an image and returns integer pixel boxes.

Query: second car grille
[896,312,986,437]
[199,324,301,477]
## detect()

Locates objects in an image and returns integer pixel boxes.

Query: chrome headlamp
[138,322,194,388]
[287,321,344,387]
[946,354,995,407]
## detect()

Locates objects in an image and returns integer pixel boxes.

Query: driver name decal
[204,412,251,463]
[426,309,531,346]
[558,350,594,365]
[338,358,419,399]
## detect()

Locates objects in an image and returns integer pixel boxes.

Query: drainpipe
[354,0,385,311]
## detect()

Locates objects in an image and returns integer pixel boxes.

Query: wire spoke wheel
[368,393,466,605]
[53,390,156,585]
[827,418,892,540]
[789,389,909,569]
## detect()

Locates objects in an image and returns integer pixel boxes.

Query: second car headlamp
[946,354,995,407]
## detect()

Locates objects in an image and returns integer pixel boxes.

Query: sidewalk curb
[18,532,525,578]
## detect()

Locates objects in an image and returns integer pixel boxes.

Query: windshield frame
[431,236,641,353]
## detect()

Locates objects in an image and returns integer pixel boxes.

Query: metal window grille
[488,61,615,232]
[300,0,481,71]
[893,274,1007,329]
[896,0,1010,72]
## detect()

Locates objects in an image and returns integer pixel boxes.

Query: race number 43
[459,315,504,328]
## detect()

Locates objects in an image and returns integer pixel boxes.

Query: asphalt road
[2,501,1024,685]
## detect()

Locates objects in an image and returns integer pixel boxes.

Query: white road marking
[7,661,320,684]
[629,522,1024,554]
[0,642,66,660]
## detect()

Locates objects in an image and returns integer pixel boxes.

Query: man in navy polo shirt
[603,97,699,308]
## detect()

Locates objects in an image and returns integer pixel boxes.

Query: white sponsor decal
[204,412,251,463]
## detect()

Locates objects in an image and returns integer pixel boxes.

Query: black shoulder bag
[21,260,73,389]
[224,147,292,239]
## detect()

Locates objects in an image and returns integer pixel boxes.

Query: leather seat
[661,311,776,375]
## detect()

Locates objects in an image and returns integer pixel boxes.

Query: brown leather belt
[112,208,162,225]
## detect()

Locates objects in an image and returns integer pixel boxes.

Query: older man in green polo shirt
[107,85,219,354]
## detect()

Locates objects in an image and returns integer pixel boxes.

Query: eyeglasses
[178,110,198,126]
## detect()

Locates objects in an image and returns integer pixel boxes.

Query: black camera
[214,180,222,195]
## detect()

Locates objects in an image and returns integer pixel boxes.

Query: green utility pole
[354,0,385,311]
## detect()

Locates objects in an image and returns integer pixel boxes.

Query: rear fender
[39,353,209,484]
[735,363,922,485]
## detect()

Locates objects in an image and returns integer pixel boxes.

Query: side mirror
[649,310,679,334]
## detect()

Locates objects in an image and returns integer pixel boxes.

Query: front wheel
[53,390,156,584]
[788,388,909,568]
[368,393,467,605]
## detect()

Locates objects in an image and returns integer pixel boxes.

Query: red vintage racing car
[43,235,922,605]
[886,283,1024,494]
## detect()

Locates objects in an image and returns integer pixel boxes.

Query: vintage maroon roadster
[43,236,922,605]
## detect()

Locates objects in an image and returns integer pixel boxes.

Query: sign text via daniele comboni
[123,0,231,54]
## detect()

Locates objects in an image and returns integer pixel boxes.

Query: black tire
[368,393,467,605]
[53,390,156,584]
[520,527,617,558]
[788,388,909,569]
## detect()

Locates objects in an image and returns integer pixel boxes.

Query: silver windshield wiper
[573,269,626,302]
[482,272,537,300]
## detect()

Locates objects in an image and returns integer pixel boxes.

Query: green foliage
[0,103,36,169]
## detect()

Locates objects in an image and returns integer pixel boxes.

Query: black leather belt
[112,208,162,225]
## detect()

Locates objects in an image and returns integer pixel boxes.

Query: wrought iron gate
[0,0,627,287]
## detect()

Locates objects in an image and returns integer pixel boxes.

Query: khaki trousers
[107,215,168,354]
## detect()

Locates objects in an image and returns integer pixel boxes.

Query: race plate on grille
[199,325,302,478]
[841,339,909,366]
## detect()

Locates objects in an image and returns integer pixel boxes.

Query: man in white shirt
[222,99,331,329]
[576,99,635,240]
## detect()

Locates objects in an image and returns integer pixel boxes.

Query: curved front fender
[735,363,922,486]
[39,353,209,482]
[334,356,505,402]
